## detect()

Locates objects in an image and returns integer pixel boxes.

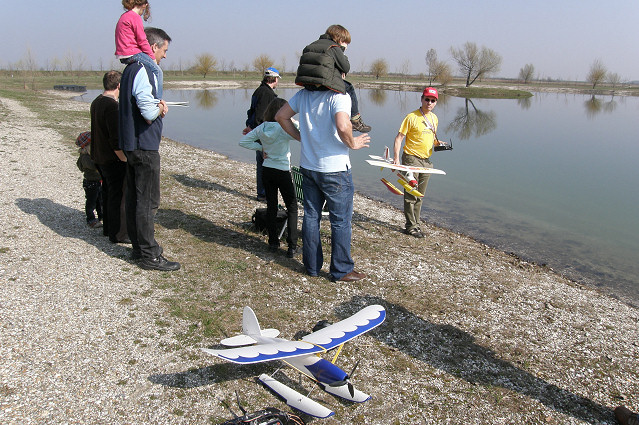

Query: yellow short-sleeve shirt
[398,109,438,159]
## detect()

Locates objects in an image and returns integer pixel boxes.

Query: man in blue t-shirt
[276,88,370,282]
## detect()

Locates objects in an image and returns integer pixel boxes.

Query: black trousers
[82,179,102,223]
[99,161,128,242]
[263,167,298,248]
[125,150,162,259]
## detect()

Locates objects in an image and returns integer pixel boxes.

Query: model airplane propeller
[366,146,447,197]
[202,305,386,418]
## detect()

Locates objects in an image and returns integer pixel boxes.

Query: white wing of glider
[202,339,323,364]
[164,101,189,107]
[302,304,386,348]
[202,305,386,364]
[366,158,446,175]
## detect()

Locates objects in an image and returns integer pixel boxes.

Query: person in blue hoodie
[240,98,299,257]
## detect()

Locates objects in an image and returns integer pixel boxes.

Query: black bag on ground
[219,407,305,425]
[251,207,288,236]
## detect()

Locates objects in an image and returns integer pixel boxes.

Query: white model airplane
[202,304,386,418]
[366,146,446,197]
[164,101,189,107]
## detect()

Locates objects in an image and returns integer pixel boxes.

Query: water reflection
[368,88,387,106]
[517,96,532,110]
[194,90,219,109]
[584,95,617,117]
[447,98,497,140]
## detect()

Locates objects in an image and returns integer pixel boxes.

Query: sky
[2,0,638,82]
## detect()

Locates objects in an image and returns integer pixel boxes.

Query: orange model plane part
[380,178,403,195]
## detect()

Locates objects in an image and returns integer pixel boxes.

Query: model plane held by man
[365,146,447,197]
[202,305,386,418]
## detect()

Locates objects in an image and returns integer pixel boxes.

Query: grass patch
[444,86,533,99]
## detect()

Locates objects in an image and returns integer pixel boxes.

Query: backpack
[251,207,288,237]
[219,407,305,425]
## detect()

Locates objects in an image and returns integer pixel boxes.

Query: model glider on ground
[202,304,386,418]
[366,146,446,197]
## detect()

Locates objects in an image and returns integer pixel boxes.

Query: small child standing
[295,24,371,132]
[114,0,163,98]
[75,132,103,228]
[240,98,300,258]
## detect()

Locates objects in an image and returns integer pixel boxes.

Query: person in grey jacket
[75,131,103,228]
[295,24,371,132]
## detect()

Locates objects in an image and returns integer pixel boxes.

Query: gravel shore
[1,91,638,424]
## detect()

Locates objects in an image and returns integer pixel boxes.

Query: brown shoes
[350,115,371,133]
[332,270,366,282]
[615,406,639,425]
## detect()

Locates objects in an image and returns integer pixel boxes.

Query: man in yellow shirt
[393,87,441,238]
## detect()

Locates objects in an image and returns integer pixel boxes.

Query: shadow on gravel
[174,172,403,234]
[148,362,272,388]
[171,174,255,203]
[336,295,614,424]
[156,208,306,273]
[15,198,131,259]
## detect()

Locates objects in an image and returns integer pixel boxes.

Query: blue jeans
[126,53,163,99]
[301,167,354,280]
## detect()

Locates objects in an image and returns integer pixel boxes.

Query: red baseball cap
[422,87,438,99]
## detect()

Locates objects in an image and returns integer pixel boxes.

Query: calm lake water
[79,87,639,304]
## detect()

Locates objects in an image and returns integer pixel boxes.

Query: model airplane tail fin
[220,307,281,346]
[243,306,262,338]
[383,146,390,161]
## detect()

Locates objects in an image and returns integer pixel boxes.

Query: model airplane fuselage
[202,305,386,418]
[366,147,446,197]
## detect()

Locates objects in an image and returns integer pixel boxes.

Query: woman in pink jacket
[115,1,163,98]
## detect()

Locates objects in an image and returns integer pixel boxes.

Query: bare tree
[398,59,411,83]
[425,48,438,85]
[425,48,452,86]
[193,53,217,78]
[434,62,453,86]
[518,63,535,83]
[607,72,621,88]
[450,42,502,87]
[252,54,274,74]
[218,58,227,73]
[21,47,39,89]
[586,59,607,89]
[370,58,388,79]
[75,53,87,72]
[49,57,61,72]
[64,51,75,73]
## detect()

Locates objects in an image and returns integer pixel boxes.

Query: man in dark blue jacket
[242,67,280,201]
[119,27,180,271]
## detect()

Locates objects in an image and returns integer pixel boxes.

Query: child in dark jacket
[295,24,371,132]
[76,131,103,228]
